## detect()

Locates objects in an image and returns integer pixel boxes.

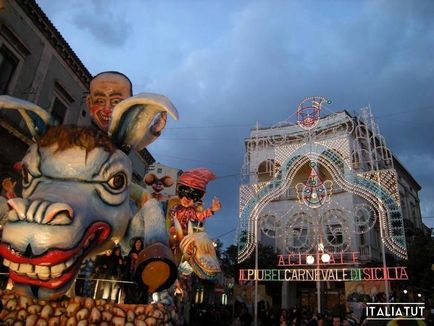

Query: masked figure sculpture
[167,168,221,279]
[0,93,178,300]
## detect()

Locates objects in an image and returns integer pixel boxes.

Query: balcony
[358,246,371,261]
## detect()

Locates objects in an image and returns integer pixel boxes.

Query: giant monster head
[0,94,178,300]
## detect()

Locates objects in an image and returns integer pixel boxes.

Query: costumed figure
[167,168,222,280]
[168,168,220,237]
[144,173,174,201]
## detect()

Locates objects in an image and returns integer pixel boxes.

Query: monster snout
[7,198,73,225]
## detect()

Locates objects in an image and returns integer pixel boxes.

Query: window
[257,159,281,182]
[325,224,343,246]
[0,46,18,94]
[50,81,75,125]
[360,233,366,246]
[51,97,67,126]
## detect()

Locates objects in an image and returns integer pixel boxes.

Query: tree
[404,232,434,292]
[220,243,279,283]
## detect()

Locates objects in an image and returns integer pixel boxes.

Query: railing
[0,273,137,303]
[358,246,371,260]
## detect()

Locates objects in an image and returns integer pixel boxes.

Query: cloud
[71,1,132,47]
[36,0,434,244]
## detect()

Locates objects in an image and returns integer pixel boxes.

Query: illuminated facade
[239,100,424,309]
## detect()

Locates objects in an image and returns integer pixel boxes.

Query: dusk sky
[37,0,434,247]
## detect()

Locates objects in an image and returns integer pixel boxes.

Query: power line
[213,228,236,239]
[154,153,225,165]
[166,123,253,130]
[162,105,434,131]
[375,105,434,118]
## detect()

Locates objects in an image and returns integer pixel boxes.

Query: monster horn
[0,95,52,139]
[109,92,178,151]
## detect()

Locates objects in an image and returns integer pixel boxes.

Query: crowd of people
[189,303,361,326]
[75,238,147,304]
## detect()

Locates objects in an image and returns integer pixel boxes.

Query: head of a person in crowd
[134,238,143,252]
[87,71,133,132]
[113,246,122,257]
[332,315,341,326]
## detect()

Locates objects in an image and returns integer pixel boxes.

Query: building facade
[0,0,91,187]
[0,0,154,190]
[238,100,425,312]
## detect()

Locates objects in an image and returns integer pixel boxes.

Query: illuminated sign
[239,267,408,282]
[277,252,359,266]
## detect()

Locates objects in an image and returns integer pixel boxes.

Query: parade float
[0,92,213,325]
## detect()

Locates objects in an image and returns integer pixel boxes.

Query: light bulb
[321,253,331,263]
[306,255,315,265]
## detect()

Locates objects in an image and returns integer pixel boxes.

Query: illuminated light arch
[238,142,407,263]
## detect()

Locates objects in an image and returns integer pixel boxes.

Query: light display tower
[238,97,407,319]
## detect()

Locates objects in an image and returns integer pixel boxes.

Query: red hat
[178,168,216,191]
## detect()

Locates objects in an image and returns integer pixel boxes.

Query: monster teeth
[18,263,34,274]
[8,210,19,222]
[7,198,29,221]
[38,273,50,281]
[50,263,66,278]
[26,200,41,223]
[35,265,50,275]
[9,261,19,271]
[4,231,96,280]
[34,201,50,224]
[8,257,79,280]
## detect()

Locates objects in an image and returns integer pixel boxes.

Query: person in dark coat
[124,238,148,303]
[101,246,125,302]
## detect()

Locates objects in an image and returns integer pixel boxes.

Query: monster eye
[107,172,127,191]
[21,165,32,186]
